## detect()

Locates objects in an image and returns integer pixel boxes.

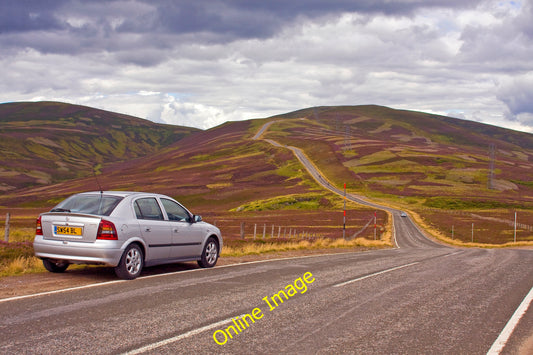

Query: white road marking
[0,279,127,303]
[0,251,366,303]
[332,261,419,288]
[122,314,246,354]
[442,251,463,258]
[486,283,533,355]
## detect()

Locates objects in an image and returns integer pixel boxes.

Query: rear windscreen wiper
[50,208,71,213]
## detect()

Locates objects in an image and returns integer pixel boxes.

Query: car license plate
[54,226,82,236]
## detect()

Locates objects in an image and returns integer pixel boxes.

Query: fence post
[254,224,257,239]
[271,224,274,239]
[4,212,10,242]
[240,222,245,239]
[263,224,266,239]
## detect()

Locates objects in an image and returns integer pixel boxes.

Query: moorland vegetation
[1,102,532,276]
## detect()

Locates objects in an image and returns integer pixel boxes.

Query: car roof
[78,191,159,198]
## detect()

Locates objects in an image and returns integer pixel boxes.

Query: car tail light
[36,216,43,235]
[97,219,118,240]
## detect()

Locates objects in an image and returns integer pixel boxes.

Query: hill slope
[2,104,533,244]
[267,105,533,205]
[0,101,199,191]
[3,103,533,210]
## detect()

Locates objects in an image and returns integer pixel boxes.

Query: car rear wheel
[42,259,69,273]
[197,237,219,268]
[114,244,143,280]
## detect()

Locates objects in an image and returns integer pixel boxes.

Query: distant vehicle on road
[34,191,222,279]
[400,212,407,217]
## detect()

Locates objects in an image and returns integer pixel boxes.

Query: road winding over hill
[1,122,533,354]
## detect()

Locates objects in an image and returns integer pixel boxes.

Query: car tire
[197,237,219,268]
[42,259,69,273]
[114,244,144,280]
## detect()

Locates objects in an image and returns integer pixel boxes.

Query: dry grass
[409,209,533,248]
[5,227,34,242]
[221,237,389,257]
[0,256,44,277]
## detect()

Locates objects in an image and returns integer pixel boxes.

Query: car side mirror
[193,215,202,223]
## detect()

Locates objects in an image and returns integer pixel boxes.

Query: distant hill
[0,101,199,191]
[2,103,533,212]
[268,105,533,208]
[2,103,532,244]
[276,105,533,150]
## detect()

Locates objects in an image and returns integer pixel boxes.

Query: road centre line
[122,314,246,355]
[442,251,463,258]
[486,283,533,355]
[332,262,419,288]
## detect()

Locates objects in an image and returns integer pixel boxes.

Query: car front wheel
[114,244,144,280]
[198,237,219,268]
[43,259,69,273]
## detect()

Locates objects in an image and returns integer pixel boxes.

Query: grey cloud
[457,2,533,73]
[121,0,483,42]
[0,0,66,33]
[1,0,532,133]
[498,74,533,116]
[1,0,484,52]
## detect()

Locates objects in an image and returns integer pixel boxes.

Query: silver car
[34,191,222,279]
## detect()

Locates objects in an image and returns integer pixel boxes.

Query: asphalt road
[2,123,533,354]
[2,245,533,354]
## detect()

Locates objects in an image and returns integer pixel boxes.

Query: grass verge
[0,241,45,277]
[408,210,533,248]
[221,237,389,257]
[1,226,391,277]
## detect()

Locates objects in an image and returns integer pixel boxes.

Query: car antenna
[93,164,104,194]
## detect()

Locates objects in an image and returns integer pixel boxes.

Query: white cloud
[0,0,532,133]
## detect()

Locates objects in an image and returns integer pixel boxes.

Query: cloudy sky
[1,0,532,132]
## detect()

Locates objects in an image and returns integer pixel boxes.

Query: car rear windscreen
[52,194,124,216]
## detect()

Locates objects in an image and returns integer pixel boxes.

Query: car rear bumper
[33,236,124,266]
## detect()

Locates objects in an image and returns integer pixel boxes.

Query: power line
[344,125,352,151]
[488,143,495,190]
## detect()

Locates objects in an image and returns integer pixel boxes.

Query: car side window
[161,198,190,222]
[134,198,164,220]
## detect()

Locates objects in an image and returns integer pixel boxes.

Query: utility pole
[4,212,9,242]
[374,211,377,240]
[344,126,352,152]
[343,183,346,239]
[488,143,495,189]
[313,108,320,122]
[514,211,517,243]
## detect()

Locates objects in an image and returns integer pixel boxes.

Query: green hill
[267,105,533,207]
[0,101,199,191]
[2,103,533,244]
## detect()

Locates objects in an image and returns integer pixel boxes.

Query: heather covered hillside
[266,105,533,209]
[2,103,533,244]
[260,106,533,244]
[2,118,324,209]
[0,101,198,191]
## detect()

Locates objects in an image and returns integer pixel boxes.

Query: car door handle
[145,227,151,232]
[173,228,179,233]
